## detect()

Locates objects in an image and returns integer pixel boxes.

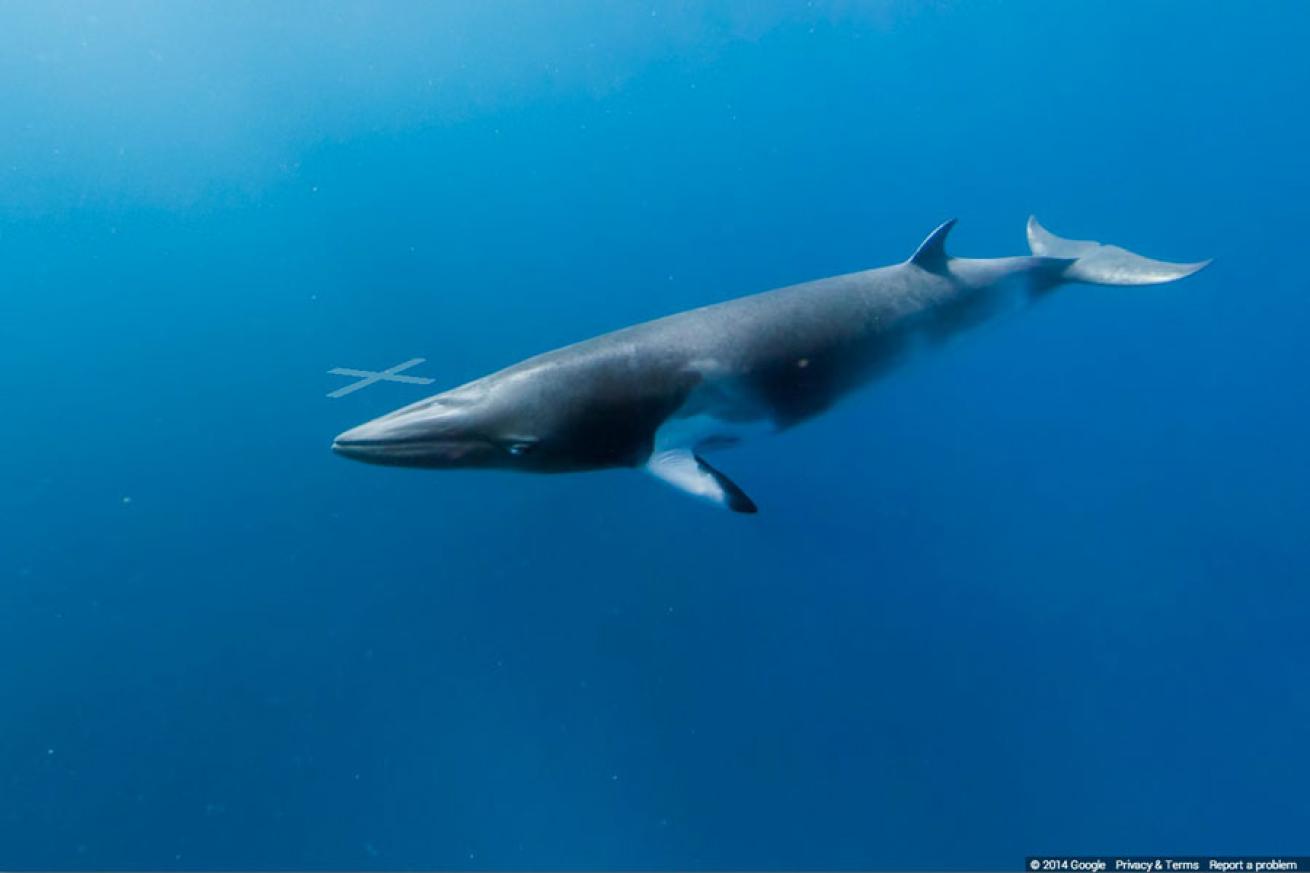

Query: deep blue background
[2,1,1307,869]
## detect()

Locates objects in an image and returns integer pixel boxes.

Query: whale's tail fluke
[1027,216,1211,285]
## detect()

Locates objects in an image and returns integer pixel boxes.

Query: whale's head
[332,376,550,471]
[331,361,658,473]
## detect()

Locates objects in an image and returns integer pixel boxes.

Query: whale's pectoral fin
[645,449,758,514]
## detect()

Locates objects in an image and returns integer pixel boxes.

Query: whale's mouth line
[332,437,475,451]
[331,434,495,465]
[332,435,434,449]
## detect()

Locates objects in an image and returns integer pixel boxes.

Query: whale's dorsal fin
[908,218,958,273]
[646,449,757,513]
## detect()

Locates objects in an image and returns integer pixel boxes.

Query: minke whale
[333,217,1209,513]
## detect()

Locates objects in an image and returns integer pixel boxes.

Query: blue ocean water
[2,1,1308,868]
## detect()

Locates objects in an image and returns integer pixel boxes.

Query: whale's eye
[506,441,536,456]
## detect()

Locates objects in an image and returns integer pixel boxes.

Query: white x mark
[326,358,435,398]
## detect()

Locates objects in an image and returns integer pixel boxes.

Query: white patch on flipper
[642,371,769,512]
[645,449,757,513]
[646,450,727,506]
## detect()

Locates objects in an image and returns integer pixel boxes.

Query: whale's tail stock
[1027,215,1211,286]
